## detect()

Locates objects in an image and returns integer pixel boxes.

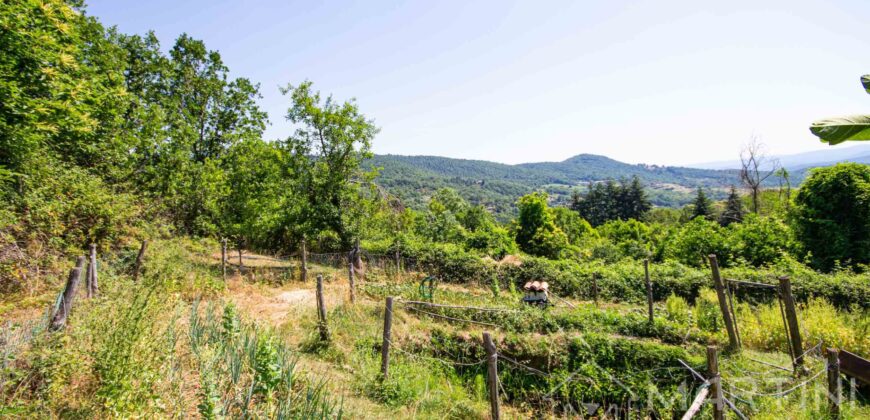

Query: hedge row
[365,241,869,309]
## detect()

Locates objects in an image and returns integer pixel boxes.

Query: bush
[667,218,732,267]
[728,214,794,266]
[793,163,870,271]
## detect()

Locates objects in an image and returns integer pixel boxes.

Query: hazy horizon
[88,0,870,166]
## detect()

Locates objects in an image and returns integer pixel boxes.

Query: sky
[86,0,870,166]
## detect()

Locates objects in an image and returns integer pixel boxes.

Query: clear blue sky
[87,0,870,166]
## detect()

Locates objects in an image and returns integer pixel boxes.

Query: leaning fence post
[88,243,98,298]
[381,296,394,379]
[221,238,227,281]
[644,259,654,324]
[316,274,330,342]
[133,240,147,282]
[708,255,738,350]
[301,239,308,282]
[707,346,724,420]
[483,331,500,420]
[827,348,841,418]
[50,257,86,331]
[779,276,804,372]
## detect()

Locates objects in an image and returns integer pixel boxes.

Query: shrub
[694,288,721,333]
[729,214,794,266]
[793,163,870,271]
[667,218,732,267]
[665,293,690,324]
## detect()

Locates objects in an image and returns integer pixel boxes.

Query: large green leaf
[810,115,870,145]
[863,74,870,94]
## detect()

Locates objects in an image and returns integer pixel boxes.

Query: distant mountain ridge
[368,149,867,218]
[688,144,870,170]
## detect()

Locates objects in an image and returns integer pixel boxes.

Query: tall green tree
[280,81,379,248]
[793,163,870,270]
[571,177,650,226]
[719,186,744,227]
[691,187,712,220]
[515,192,569,258]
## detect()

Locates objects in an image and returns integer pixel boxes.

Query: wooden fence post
[221,238,227,281]
[88,243,98,298]
[381,296,394,379]
[708,255,738,350]
[483,332,500,420]
[316,274,330,342]
[779,276,804,372]
[644,259,654,324]
[348,258,356,304]
[133,240,147,282]
[827,348,841,419]
[395,248,401,278]
[707,346,724,420]
[238,246,244,270]
[301,239,308,282]
[50,257,86,331]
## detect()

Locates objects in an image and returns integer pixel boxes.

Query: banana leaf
[810,115,870,145]
[809,75,870,144]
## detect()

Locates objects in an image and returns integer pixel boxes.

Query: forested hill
[368,153,744,217]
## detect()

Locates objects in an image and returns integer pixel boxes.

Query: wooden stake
[644,259,654,324]
[238,246,244,270]
[395,248,401,278]
[301,239,308,282]
[708,255,738,350]
[483,332,500,420]
[50,257,86,331]
[348,259,356,304]
[779,276,804,371]
[827,348,841,419]
[221,238,227,281]
[381,296,394,379]
[707,346,724,420]
[133,240,147,282]
[88,243,98,298]
[316,274,330,342]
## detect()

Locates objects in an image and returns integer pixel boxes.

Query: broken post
[708,255,738,350]
[381,296,394,379]
[644,259,654,324]
[133,240,147,282]
[779,276,804,372]
[316,274,330,342]
[707,346,724,420]
[827,348,841,419]
[50,257,86,331]
[483,331,500,420]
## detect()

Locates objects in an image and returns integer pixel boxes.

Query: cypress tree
[692,187,712,220]
[719,186,744,226]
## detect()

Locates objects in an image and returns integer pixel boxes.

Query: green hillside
[368,154,745,217]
